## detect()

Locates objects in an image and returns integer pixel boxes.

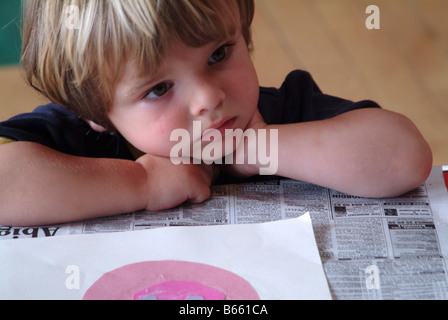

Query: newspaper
[2,166,448,300]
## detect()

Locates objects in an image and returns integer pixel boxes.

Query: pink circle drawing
[83,260,259,300]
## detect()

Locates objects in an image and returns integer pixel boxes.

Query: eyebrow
[124,66,164,99]
[128,77,155,98]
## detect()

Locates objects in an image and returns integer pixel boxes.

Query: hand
[136,154,215,211]
[221,109,271,178]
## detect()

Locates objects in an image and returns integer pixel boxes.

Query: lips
[202,117,236,142]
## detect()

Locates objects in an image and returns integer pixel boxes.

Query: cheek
[232,61,259,113]
[247,71,260,108]
[157,114,185,137]
[129,111,190,156]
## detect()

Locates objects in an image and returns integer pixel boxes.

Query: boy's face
[107,29,259,160]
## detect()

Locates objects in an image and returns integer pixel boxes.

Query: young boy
[0,0,432,226]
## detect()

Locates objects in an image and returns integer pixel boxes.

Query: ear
[86,120,108,133]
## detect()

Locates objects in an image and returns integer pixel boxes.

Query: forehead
[132,22,240,81]
[125,1,240,78]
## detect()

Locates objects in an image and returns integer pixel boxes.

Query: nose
[189,76,225,116]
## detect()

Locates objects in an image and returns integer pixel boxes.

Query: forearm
[0,142,148,226]
[271,108,432,198]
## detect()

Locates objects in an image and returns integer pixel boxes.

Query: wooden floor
[1,0,447,165]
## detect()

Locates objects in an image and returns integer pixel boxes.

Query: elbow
[407,139,433,189]
[333,109,433,199]
[384,111,433,197]
[387,134,433,197]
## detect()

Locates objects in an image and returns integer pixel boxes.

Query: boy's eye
[145,82,172,99]
[208,45,231,65]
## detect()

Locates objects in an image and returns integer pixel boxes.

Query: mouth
[202,117,236,142]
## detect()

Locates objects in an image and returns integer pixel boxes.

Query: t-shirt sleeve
[258,70,381,125]
[0,103,134,159]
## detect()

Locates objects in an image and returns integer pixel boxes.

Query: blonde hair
[21,0,255,130]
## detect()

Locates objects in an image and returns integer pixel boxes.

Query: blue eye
[208,45,232,65]
[145,82,172,99]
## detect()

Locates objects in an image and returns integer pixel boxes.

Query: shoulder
[0,103,133,159]
[2,103,84,126]
[259,70,316,102]
[258,70,323,124]
[258,70,380,124]
[0,103,83,140]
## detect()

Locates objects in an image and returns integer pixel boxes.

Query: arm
[273,108,432,197]
[0,142,213,226]
[227,108,433,198]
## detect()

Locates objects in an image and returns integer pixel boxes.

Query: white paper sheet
[426,166,448,257]
[0,214,331,300]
